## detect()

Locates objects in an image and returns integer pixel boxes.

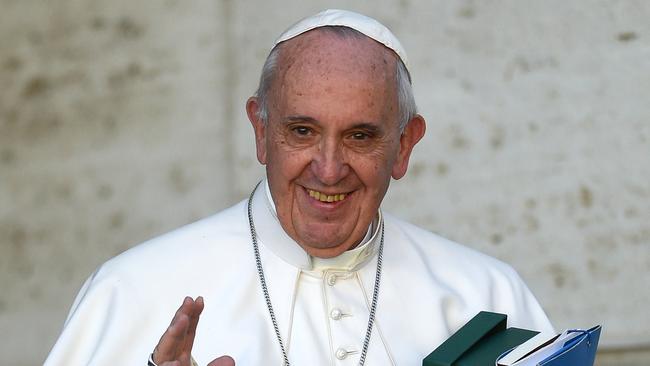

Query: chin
[301,243,351,259]
[306,235,365,257]
[301,234,343,250]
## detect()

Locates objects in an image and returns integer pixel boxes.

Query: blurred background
[1,1,648,365]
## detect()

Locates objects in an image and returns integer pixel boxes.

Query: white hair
[254,26,417,132]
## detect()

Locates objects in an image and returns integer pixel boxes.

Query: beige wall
[1,1,648,365]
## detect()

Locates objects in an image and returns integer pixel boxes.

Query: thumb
[207,355,235,366]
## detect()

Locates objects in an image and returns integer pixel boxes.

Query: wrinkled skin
[153,297,235,366]
[154,29,425,364]
[247,30,426,258]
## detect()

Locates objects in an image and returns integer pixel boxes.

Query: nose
[310,138,349,185]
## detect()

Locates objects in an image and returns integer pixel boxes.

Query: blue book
[423,311,601,366]
[496,325,601,366]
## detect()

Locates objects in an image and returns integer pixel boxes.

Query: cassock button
[330,308,343,320]
[335,347,348,360]
[326,273,337,286]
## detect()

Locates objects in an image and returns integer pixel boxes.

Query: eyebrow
[351,123,382,134]
[282,115,318,124]
[282,116,383,133]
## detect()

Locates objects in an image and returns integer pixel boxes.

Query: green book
[423,311,539,366]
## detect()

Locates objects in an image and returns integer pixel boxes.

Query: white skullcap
[274,9,410,72]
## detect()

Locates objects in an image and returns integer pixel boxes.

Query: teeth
[308,190,347,202]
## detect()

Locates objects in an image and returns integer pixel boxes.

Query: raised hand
[152,296,235,366]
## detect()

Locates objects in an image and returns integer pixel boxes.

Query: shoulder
[48,199,257,364]
[62,198,255,333]
[94,199,251,285]
[382,213,553,332]
[382,214,528,310]
[384,213,517,280]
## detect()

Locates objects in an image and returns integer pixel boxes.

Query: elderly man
[45,9,553,366]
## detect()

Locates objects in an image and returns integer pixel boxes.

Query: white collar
[250,179,381,272]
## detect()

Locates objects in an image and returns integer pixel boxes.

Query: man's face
[247,30,424,258]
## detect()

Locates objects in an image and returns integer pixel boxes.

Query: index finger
[154,297,197,363]
[183,296,204,352]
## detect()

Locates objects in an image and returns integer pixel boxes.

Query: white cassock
[45,180,554,365]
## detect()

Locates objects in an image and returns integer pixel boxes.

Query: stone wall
[0,1,648,365]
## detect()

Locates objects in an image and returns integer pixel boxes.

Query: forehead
[277,28,396,82]
[270,29,399,121]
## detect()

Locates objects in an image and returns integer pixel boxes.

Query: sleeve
[44,265,162,366]
[492,264,556,334]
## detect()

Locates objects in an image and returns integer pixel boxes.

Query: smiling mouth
[307,189,347,202]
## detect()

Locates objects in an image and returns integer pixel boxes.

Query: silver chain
[247,182,384,366]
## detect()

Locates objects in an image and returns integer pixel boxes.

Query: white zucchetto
[273,9,410,72]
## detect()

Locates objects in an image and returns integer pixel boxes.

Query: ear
[391,114,426,179]
[246,97,267,165]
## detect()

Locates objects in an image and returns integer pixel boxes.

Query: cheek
[348,153,394,188]
[349,138,400,176]
[266,129,293,167]
[267,144,313,179]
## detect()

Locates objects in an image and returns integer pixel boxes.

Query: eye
[291,126,312,136]
[350,131,371,140]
